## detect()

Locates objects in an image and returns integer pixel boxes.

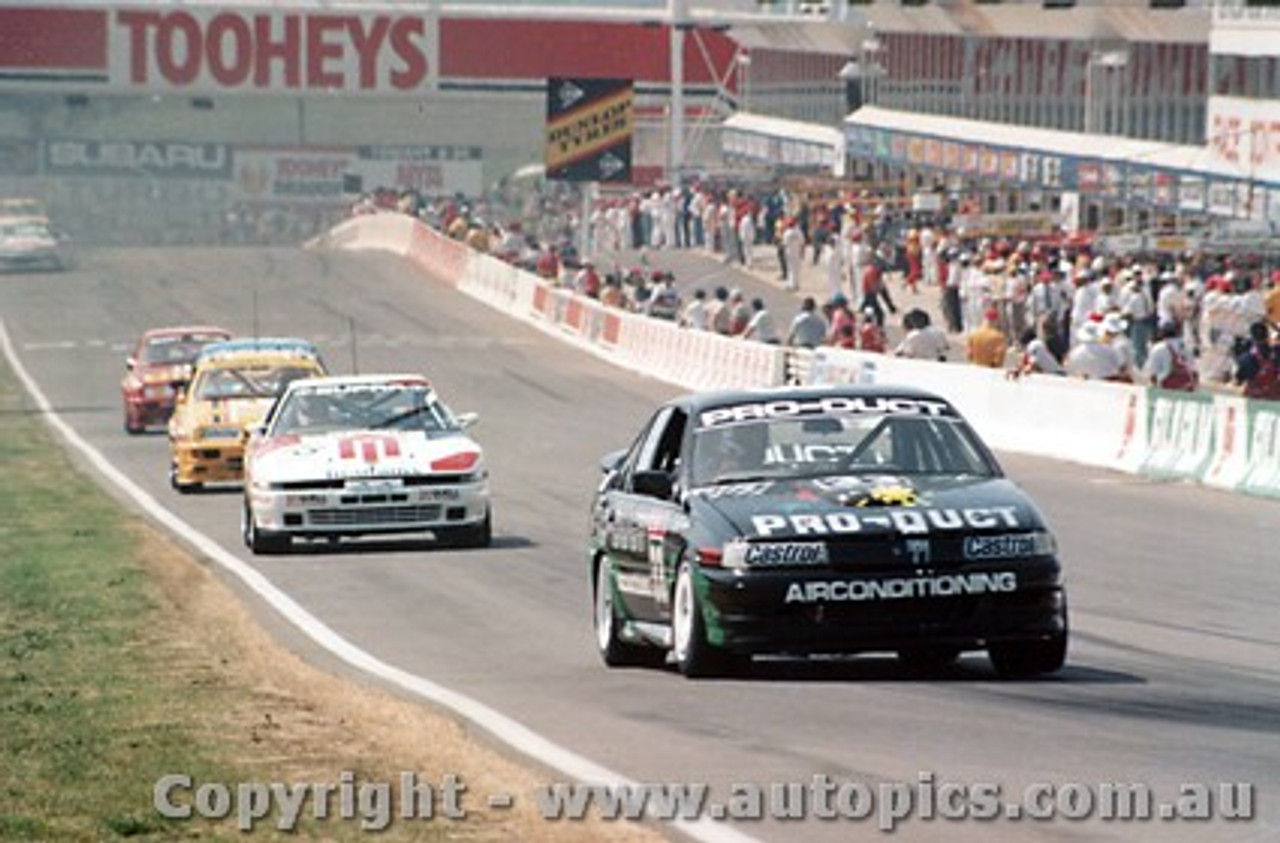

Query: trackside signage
[1139,391,1216,481]
[109,8,430,94]
[1239,404,1280,498]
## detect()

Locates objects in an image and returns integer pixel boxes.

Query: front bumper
[698,560,1066,656]
[247,476,489,537]
[171,438,246,485]
[124,388,182,427]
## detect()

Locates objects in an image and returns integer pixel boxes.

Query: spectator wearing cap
[743,297,779,344]
[1065,318,1123,380]
[967,308,1008,368]
[1155,269,1187,332]
[786,297,828,349]
[1102,313,1135,382]
[826,293,856,349]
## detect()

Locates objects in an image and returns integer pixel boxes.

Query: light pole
[668,0,688,186]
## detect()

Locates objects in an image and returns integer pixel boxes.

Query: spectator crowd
[357,178,1280,402]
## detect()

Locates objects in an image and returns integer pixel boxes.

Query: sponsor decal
[112,10,429,93]
[44,139,231,179]
[337,434,402,464]
[750,507,1021,538]
[615,572,652,597]
[962,534,1039,560]
[784,572,1017,604]
[723,541,829,568]
[699,396,954,429]
[690,481,774,499]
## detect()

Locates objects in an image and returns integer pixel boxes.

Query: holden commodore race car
[589,385,1068,679]
[241,374,491,554]
[167,338,326,491]
[121,325,232,433]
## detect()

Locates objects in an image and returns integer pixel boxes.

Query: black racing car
[589,385,1068,679]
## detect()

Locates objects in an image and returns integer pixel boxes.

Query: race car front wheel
[242,499,290,555]
[594,558,663,668]
[671,561,748,679]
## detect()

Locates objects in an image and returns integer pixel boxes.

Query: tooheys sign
[545,77,633,183]
[110,8,430,94]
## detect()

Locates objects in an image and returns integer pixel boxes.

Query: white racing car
[241,374,491,554]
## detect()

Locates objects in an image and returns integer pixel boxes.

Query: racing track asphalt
[1,246,1277,843]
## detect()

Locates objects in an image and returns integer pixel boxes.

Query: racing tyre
[988,631,1067,679]
[242,499,289,555]
[124,416,144,436]
[594,559,664,668]
[671,561,748,679]
[437,511,492,549]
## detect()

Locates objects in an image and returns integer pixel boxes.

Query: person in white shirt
[679,288,709,331]
[1065,320,1122,380]
[1014,326,1065,376]
[1118,271,1154,367]
[1102,313,1135,381]
[1155,271,1186,330]
[781,221,805,291]
[742,297,778,344]
[894,309,950,361]
[1069,269,1098,345]
[736,211,756,269]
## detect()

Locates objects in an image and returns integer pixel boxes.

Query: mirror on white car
[456,412,479,430]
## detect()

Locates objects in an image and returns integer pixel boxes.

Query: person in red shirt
[826,294,857,348]
[858,308,887,353]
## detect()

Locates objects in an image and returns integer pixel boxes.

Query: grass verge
[0,358,663,842]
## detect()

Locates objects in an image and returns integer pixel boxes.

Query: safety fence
[311,212,1280,501]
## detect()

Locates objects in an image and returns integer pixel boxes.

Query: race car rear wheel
[242,499,290,555]
[988,631,1067,679]
[594,558,663,668]
[671,561,747,679]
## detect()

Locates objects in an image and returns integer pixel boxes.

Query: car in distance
[589,385,1068,679]
[121,325,232,434]
[0,215,74,271]
[167,338,327,491]
[241,374,491,554]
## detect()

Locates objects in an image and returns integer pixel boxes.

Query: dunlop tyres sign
[545,77,632,183]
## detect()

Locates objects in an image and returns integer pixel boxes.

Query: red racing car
[121,325,231,434]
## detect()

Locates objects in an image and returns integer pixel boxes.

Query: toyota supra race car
[241,374,491,554]
[589,385,1068,679]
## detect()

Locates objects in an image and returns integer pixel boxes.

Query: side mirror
[456,412,479,430]
[125,357,136,371]
[599,449,626,474]
[632,469,673,500]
